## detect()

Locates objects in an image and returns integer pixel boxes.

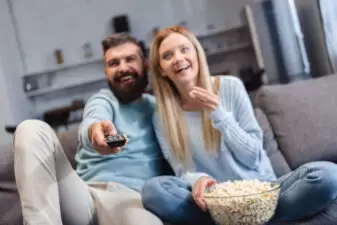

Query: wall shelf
[196,25,247,39]
[206,42,252,57]
[25,76,106,97]
[24,57,104,77]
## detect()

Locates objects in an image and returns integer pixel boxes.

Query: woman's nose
[173,52,184,63]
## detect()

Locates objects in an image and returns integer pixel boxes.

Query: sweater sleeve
[79,92,114,151]
[153,114,211,186]
[209,77,263,169]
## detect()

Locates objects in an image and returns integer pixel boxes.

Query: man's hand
[189,86,219,112]
[88,120,126,155]
[192,176,215,211]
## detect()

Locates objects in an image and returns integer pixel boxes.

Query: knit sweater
[153,76,277,186]
[75,89,170,191]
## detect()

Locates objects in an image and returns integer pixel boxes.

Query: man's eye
[126,56,136,62]
[108,60,118,67]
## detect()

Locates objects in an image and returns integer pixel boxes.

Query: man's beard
[107,70,149,104]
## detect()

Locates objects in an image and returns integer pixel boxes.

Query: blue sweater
[153,76,277,186]
[75,89,169,191]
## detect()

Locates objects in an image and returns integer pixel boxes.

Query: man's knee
[15,119,51,137]
[123,207,163,225]
[13,119,55,151]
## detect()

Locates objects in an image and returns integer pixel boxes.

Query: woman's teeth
[176,65,190,73]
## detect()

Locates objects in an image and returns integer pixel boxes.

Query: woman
[141,26,337,225]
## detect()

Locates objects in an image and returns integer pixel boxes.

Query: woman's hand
[189,87,219,112]
[192,176,215,211]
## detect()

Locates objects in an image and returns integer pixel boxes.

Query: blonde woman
[140,25,337,225]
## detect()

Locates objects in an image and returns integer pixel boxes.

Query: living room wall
[0,0,34,145]
[0,0,325,145]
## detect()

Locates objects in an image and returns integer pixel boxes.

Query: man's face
[104,42,148,104]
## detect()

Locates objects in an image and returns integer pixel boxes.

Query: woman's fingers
[192,86,218,98]
[190,89,219,111]
[190,88,218,104]
[193,177,216,211]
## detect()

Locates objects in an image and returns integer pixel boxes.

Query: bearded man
[13,33,171,225]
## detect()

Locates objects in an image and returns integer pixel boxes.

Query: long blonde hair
[150,26,220,167]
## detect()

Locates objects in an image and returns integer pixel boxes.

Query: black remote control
[105,133,127,148]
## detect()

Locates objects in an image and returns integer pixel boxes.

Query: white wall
[9,0,256,114]
[0,0,256,145]
[0,0,35,145]
[0,64,15,145]
[11,0,174,75]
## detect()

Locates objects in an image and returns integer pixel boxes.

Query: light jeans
[13,120,163,225]
[142,162,337,224]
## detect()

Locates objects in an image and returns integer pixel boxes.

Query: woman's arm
[153,114,211,186]
[210,77,263,169]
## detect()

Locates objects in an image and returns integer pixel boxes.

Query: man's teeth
[121,75,133,81]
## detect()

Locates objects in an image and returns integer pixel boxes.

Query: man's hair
[101,32,146,57]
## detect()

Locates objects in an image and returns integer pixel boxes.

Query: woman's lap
[141,161,337,224]
[141,176,215,224]
[272,161,337,221]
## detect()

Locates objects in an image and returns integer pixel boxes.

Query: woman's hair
[150,25,220,167]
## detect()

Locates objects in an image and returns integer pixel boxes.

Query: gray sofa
[1,74,337,225]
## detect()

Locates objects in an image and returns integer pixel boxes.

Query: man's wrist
[88,122,98,143]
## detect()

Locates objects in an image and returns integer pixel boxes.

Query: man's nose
[118,60,129,72]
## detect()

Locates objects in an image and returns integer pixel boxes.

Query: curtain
[319,0,337,73]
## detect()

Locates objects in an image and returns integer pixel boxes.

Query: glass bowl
[204,181,280,225]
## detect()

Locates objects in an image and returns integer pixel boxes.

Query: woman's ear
[160,69,166,77]
[144,59,149,70]
[157,65,166,77]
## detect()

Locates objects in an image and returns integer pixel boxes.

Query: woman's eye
[181,47,189,53]
[162,52,172,60]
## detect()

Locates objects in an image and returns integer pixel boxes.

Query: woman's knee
[141,176,192,219]
[305,161,337,200]
[142,176,181,207]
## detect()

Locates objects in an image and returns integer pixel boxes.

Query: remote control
[106,133,127,148]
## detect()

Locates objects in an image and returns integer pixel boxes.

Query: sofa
[1,74,337,225]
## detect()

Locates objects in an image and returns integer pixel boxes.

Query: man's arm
[79,93,114,151]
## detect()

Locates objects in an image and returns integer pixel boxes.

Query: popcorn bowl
[204,180,280,225]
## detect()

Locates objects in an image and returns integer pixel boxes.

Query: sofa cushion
[0,143,23,224]
[255,74,337,169]
[57,127,79,169]
[254,108,291,177]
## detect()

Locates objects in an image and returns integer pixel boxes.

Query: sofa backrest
[254,74,337,170]
[57,128,79,168]
[254,108,291,177]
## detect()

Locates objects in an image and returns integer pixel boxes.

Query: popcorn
[204,179,280,225]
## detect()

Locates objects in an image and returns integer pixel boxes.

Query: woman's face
[158,33,199,87]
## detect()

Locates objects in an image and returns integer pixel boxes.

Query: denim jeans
[141,161,337,224]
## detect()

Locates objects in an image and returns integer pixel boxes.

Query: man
[13,33,172,225]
